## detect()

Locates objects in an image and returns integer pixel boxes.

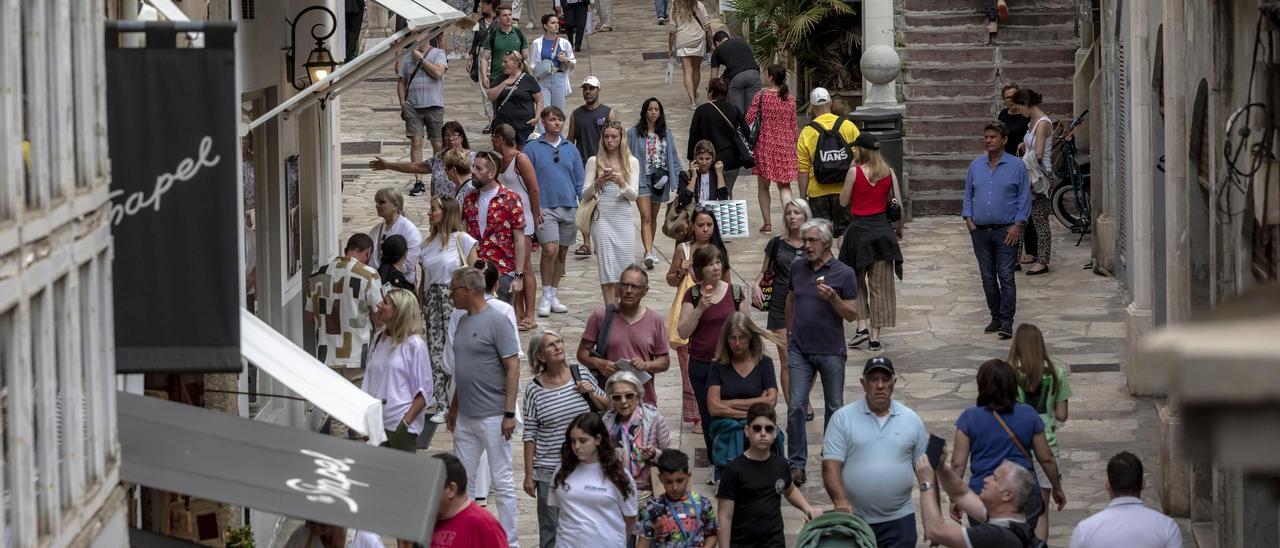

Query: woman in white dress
[583,122,639,303]
[418,196,478,423]
[370,187,423,286]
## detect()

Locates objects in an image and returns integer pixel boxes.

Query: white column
[1163,0,1189,325]
[1124,0,1154,395]
[860,0,897,108]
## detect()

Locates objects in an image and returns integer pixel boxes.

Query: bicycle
[1049,110,1091,245]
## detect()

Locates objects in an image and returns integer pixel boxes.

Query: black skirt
[837,212,904,279]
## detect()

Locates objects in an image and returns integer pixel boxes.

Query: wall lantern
[286,6,339,90]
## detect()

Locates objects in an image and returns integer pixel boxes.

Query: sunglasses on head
[606,120,623,129]
[610,392,638,402]
[750,424,776,434]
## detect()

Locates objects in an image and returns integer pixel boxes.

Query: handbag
[666,244,694,348]
[568,364,607,412]
[709,101,755,169]
[991,410,1037,471]
[662,197,693,239]
[575,186,600,236]
[745,92,763,149]
[887,170,903,222]
[753,237,778,312]
[532,38,558,79]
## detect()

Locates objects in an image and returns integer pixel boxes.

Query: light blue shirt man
[822,397,928,524]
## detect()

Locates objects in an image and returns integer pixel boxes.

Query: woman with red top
[837,134,903,352]
[744,64,798,234]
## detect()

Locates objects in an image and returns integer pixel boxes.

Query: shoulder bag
[753,237,778,312]
[666,243,694,348]
[568,363,607,412]
[709,101,755,169]
[662,192,694,239]
[575,168,601,236]
[887,170,903,222]
[746,92,763,148]
[991,410,1036,471]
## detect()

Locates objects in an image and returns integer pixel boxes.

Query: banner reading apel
[106,23,241,373]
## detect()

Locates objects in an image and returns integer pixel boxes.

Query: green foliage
[737,0,863,91]
[226,525,254,548]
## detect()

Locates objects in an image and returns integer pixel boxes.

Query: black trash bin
[850,108,907,220]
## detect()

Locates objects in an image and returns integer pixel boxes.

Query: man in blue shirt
[962,121,1030,339]
[523,106,585,318]
[784,219,859,487]
[822,356,929,548]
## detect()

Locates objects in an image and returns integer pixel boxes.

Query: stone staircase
[899,0,1079,215]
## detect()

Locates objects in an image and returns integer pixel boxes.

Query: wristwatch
[919,481,933,492]
[503,411,516,419]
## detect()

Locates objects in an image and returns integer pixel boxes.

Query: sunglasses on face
[750,424,776,434]
[610,392,638,402]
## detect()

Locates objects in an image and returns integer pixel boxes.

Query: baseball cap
[810,87,832,106]
[863,356,895,376]
[581,76,601,88]
[852,133,881,150]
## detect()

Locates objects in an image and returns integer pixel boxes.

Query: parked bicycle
[1050,110,1091,244]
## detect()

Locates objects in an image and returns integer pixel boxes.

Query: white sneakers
[538,295,569,316]
[643,251,660,270]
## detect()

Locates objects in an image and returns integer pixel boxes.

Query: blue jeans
[654,0,667,18]
[786,350,846,470]
[970,225,1018,324]
[689,357,715,456]
[870,513,917,548]
[536,479,559,548]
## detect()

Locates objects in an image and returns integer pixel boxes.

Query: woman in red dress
[745,64,798,234]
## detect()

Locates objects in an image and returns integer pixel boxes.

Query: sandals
[574,244,592,256]
[691,423,702,434]
[517,319,540,331]
[759,223,773,234]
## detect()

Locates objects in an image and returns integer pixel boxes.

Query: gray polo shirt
[453,304,520,417]
[822,399,928,524]
[398,47,447,108]
[787,255,858,355]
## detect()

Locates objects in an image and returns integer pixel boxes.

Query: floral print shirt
[462,185,526,274]
[636,492,718,547]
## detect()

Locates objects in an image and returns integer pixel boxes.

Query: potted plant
[734,0,862,104]
[225,525,254,548]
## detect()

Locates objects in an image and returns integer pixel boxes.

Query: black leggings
[562,1,588,51]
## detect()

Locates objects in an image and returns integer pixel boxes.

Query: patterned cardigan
[602,403,673,491]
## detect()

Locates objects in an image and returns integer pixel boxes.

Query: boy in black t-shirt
[717,403,822,547]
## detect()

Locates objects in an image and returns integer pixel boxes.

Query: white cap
[810,87,832,106]
[581,76,601,88]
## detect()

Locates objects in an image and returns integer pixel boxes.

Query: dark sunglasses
[606,120,623,129]
[750,424,776,434]
[610,392,638,402]
[553,146,560,163]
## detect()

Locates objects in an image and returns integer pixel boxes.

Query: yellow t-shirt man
[796,113,860,197]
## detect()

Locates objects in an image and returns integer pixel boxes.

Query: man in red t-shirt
[430,453,508,548]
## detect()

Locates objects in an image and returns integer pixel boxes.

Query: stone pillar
[861,0,896,108]
[1163,0,1190,325]
[1124,0,1156,396]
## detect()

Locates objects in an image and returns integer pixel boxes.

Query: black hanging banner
[106,23,241,373]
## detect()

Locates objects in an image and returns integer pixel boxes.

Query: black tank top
[571,103,612,165]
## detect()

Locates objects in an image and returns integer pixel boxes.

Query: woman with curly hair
[549,412,638,546]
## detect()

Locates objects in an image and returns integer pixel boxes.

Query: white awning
[240,308,386,446]
[244,0,465,134]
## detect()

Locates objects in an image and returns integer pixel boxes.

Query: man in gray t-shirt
[397,39,448,196]
[446,266,521,545]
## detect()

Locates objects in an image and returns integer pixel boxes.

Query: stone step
[903,0,1074,13]
[905,62,1075,83]
[910,190,965,216]
[907,117,1002,137]
[910,177,968,193]
[906,135,982,155]
[904,10,1076,28]
[903,44,1079,65]
[905,81,1074,100]
[902,25,1076,46]
[905,100,1075,121]
[905,154,976,176]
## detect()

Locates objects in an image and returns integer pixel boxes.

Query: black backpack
[807,116,855,184]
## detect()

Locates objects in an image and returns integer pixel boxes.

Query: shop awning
[118,392,445,543]
[244,0,466,134]
[240,308,386,446]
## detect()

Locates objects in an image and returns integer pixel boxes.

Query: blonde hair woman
[419,196,479,423]
[364,288,433,452]
[667,0,710,107]
[521,330,607,547]
[751,198,813,418]
[371,187,423,285]
[837,134,903,352]
[583,122,640,302]
[487,50,544,147]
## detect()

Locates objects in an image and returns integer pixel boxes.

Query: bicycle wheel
[1052,183,1084,230]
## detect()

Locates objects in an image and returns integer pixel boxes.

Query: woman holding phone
[584,122,640,302]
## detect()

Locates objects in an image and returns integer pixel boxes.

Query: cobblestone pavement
[333,3,1165,545]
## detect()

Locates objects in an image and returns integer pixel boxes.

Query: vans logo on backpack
[819,149,848,162]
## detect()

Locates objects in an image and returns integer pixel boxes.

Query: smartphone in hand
[926,434,946,469]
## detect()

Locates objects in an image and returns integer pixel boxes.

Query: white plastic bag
[665,59,674,84]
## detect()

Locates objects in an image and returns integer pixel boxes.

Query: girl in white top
[370,187,423,285]
[419,196,478,423]
[529,14,576,110]
[1012,88,1054,275]
[363,288,432,451]
[548,412,638,547]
